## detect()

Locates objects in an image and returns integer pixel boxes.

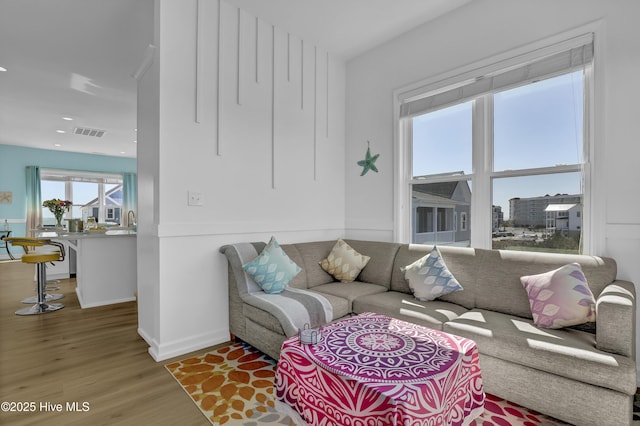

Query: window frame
[40,169,124,225]
[393,32,596,253]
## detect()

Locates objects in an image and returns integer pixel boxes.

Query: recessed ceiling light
[62,117,73,121]
[120,151,126,155]
[133,140,137,143]
[54,144,62,147]
[0,67,7,72]
[56,130,65,134]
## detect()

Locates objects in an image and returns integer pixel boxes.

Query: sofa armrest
[596,280,636,358]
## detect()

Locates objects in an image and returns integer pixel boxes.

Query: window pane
[492,172,582,253]
[41,180,65,226]
[411,180,471,246]
[72,182,99,221]
[412,101,472,177]
[494,71,583,171]
[106,183,122,206]
[416,207,433,233]
[72,182,98,205]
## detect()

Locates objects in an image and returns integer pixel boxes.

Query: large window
[40,169,124,226]
[399,35,592,254]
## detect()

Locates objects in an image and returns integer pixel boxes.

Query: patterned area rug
[166,342,578,425]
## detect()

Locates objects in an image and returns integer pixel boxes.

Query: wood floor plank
[0,260,221,425]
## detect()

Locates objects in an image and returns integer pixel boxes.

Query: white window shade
[40,168,123,184]
[400,34,593,118]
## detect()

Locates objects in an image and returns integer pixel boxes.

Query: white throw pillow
[401,246,463,301]
[520,263,596,329]
[319,239,370,282]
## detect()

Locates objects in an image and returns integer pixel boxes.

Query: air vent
[74,127,106,138]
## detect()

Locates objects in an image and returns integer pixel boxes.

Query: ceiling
[0,0,470,159]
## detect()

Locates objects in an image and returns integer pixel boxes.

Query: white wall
[345,0,640,381]
[137,0,346,361]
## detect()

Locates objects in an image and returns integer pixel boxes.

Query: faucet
[127,210,136,228]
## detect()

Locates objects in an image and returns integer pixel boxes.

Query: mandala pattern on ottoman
[309,314,459,383]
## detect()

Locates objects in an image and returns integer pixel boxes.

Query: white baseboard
[75,288,136,309]
[140,327,230,362]
[137,327,156,348]
[48,273,70,280]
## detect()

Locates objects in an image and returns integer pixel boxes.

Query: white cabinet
[74,235,137,308]
[44,232,137,309]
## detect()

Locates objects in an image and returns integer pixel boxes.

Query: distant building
[492,205,503,231]
[545,203,581,236]
[509,194,581,227]
[412,181,471,245]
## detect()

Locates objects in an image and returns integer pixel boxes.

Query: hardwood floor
[0,260,223,426]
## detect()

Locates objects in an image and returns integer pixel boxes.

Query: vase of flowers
[43,199,73,228]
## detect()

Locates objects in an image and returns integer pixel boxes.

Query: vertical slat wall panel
[270,25,276,188]
[191,0,221,154]
[301,39,305,110]
[195,1,335,187]
[194,0,202,123]
[313,46,318,180]
[215,0,222,155]
[236,8,242,105]
[326,52,330,138]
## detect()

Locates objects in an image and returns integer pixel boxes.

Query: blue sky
[412,71,583,219]
[41,181,120,222]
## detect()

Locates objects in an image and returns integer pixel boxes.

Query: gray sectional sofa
[220,239,636,426]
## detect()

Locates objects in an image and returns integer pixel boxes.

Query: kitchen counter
[34,229,137,308]
[35,228,137,239]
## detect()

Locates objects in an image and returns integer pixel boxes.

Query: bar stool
[6,238,65,315]
[7,238,64,303]
[0,230,15,260]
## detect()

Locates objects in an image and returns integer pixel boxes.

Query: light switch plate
[188,191,204,206]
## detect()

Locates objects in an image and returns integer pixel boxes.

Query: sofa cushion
[242,292,349,338]
[443,309,636,395]
[391,244,479,309]
[475,250,617,319]
[293,241,338,288]
[312,282,387,312]
[520,263,596,329]
[240,287,333,337]
[280,244,308,289]
[242,236,301,294]
[401,246,463,301]
[352,291,468,330]
[344,240,402,289]
[308,290,351,320]
[243,303,286,335]
[319,239,370,282]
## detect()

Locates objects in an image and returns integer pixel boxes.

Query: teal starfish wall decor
[357,141,379,176]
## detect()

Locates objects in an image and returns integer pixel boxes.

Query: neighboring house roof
[413,180,473,197]
[413,181,458,198]
[82,184,123,208]
[412,180,471,205]
[412,191,458,206]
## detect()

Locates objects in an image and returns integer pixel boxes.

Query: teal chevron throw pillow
[242,236,301,294]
